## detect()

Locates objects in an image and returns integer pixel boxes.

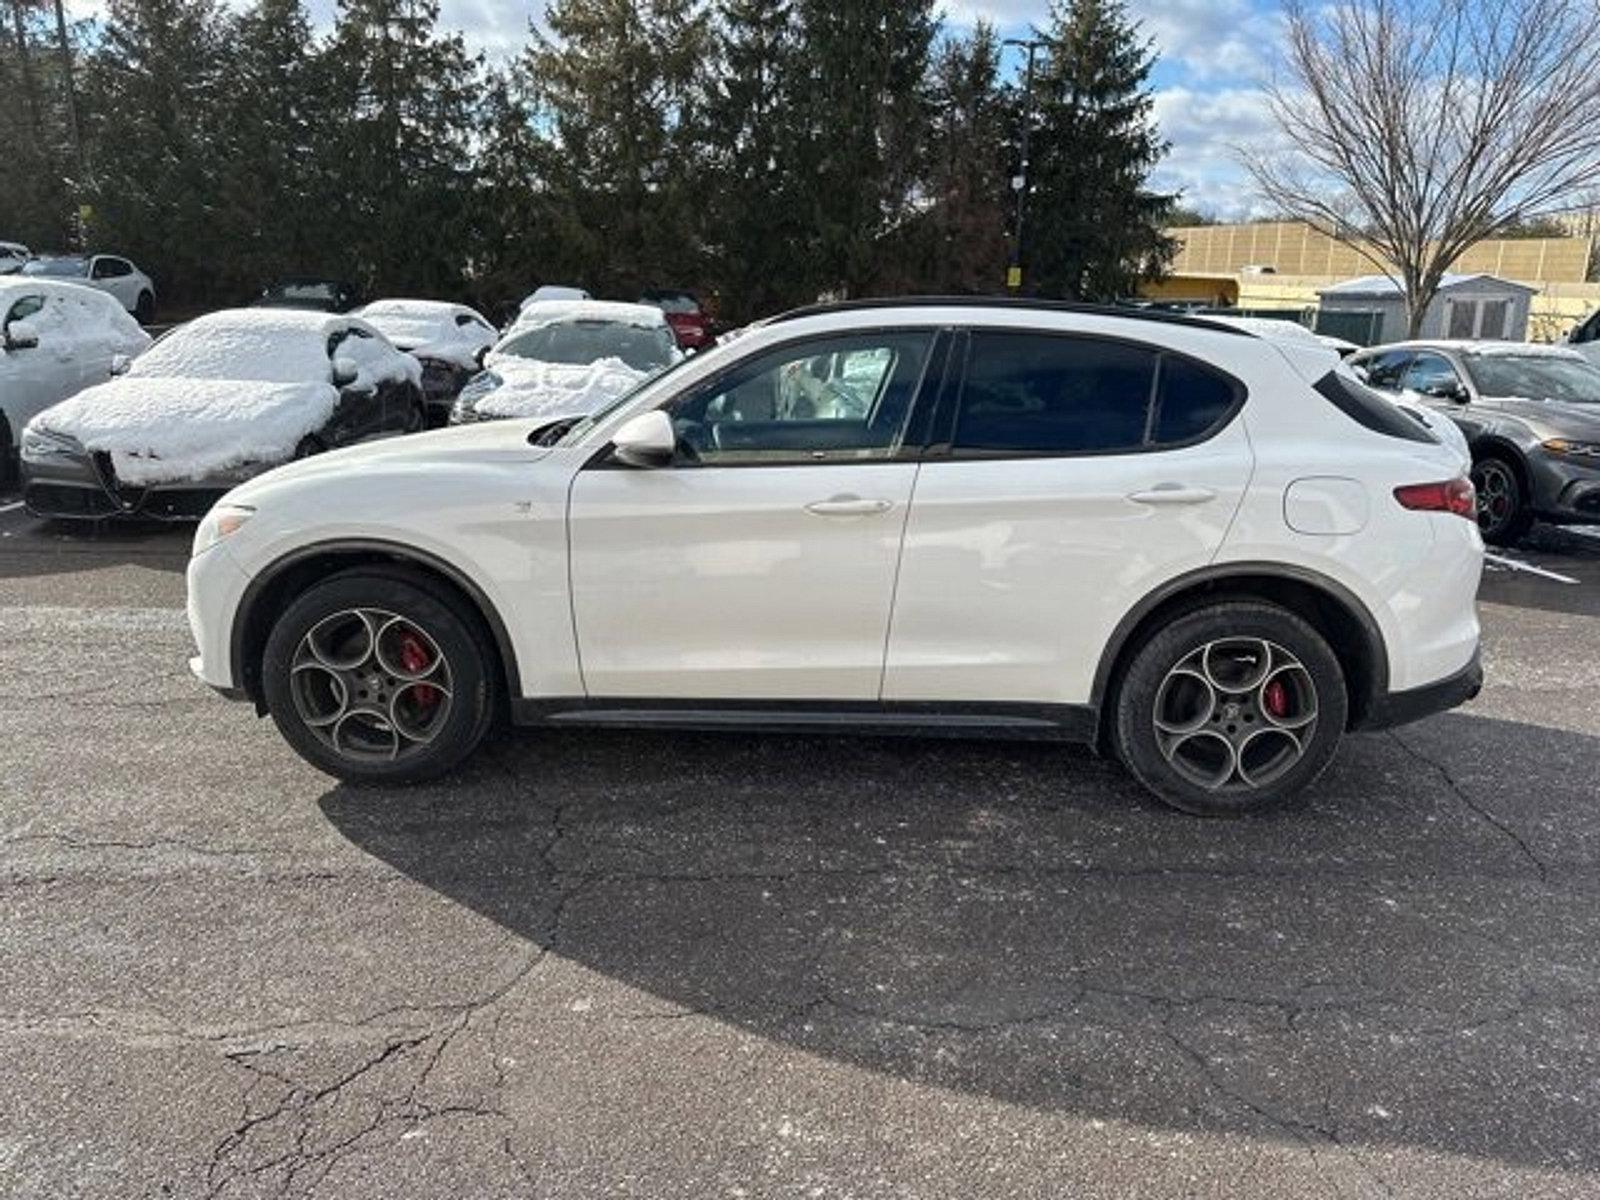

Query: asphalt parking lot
[3,496,1600,1199]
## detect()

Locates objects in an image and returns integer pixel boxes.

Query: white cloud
[1149,87,1290,218]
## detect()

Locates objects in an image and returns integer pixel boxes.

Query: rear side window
[952,332,1241,456]
[1313,371,1436,443]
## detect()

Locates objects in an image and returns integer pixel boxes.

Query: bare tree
[1247,0,1600,336]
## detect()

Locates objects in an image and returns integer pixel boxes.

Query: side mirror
[4,329,38,352]
[1350,364,1370,383]
[611,410,676,468]
[332,357,360,387]
[110,353,132,376]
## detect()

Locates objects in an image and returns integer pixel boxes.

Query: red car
[639,288,714,350]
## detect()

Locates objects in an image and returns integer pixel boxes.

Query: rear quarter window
[1314,371,1436,444]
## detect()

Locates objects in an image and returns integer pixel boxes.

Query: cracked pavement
[3,506,1600,1198]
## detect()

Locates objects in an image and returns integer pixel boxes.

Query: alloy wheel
[1472,460,1517,536]
[1153,638,1319,792]
[289,607,454,763]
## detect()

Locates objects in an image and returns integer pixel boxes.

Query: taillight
[1394,478,1476,519]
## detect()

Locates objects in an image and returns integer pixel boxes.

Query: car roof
[509,299,670,330]
[766,296,1254,338]
[1357,339,1584,360]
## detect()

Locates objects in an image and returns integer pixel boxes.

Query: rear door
[883,329,1255,708]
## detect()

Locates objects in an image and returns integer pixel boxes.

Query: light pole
[1004,37,1048,295]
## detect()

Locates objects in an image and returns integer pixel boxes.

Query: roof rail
[765,295,1255,337]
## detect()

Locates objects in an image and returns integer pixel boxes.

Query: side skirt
[509,698,1099,744]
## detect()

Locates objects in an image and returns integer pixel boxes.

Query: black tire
[1470,454,1533,546]
[261,569,497,783]
[0,416,15,493]
[294,433,326,459]
[134,291,155,325]
[1112,601,1348,817]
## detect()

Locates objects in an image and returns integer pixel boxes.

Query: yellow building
[1152,221,1599,343]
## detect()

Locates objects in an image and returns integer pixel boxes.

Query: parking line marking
[1483,553,1579,584]
[0,501,23,514]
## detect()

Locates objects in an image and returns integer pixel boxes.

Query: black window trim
[925,325,1249,462]
[586,325,953,471]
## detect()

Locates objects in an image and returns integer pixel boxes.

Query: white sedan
[452,300,680,424]
[21,254,158,323]
[0,278,151,486]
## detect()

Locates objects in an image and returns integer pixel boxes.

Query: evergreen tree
[788,0,936,298]
[703,0,802,319]
[1024,0,1174,300]
[521,0,711,297]
[315,0,483,296]
[469,67,558,316]
[0,1,77,247]
[82,0,229,301]
[214,0,319,296]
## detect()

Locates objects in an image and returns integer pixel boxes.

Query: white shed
[1316,273,1535,345]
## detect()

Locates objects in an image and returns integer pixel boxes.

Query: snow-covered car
[1,279,151,487]
[520,284,590,309]
[20,309,423,521]
[0,242,30,275]
[452,301,679,425]
[356,299,498,424]
[255,278,363,313]
[21,254,157,323]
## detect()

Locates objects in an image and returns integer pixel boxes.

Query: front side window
[1356,349,1413,391]
[1401,352,1463,397]
[4,295,46,329]
[952,332,1239,456]
[667,331,935,465]
[92,258,131,280]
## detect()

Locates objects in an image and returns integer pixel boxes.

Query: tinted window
[1401,352,1462,397]
[956,334,1155,454]
[1357,349,1413,391]
[669,331,934,464]
[93,258,131,279]
[1155,356,1239,443]
[499,320,677,373]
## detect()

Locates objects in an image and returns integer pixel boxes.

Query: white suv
[186,300,1483,815]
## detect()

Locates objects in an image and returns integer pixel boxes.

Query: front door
[567,329,941,700]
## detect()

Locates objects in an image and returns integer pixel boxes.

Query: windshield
[643,293,700,315]
[264,281,340,303]
[497,320,676,373]
[23,257,87,278]
[1462,354,1600,404]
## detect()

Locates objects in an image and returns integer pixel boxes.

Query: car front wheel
[1113,601,1348,816]
[261,570,497,783]
[1471,455,1532,546]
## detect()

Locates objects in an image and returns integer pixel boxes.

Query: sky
[62,0,1286,219]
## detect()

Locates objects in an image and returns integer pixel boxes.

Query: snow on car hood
[475,355,647,420]
[34,376,339,486]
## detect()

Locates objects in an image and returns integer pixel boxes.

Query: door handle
[805,494,894,517]
[1127,484,1218,506]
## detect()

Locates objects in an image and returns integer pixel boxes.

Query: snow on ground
[474,356,647,421]
[35,377,339,485]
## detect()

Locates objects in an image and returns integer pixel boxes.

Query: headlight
[1542,438,1600,460]
[19,425,84,463]
[458,369,501,401]
[193,503,255,556]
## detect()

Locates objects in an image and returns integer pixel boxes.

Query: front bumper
[22,451,258,521]
[1530,452,1600,524]
[187,542,254,695]
[1358,647,1483,731]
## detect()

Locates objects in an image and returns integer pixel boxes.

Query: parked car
[356,299,498,425]
[639,288,715,350]
[0,242,30,274]
[255,278,363,313]
[0,279,151,488]
[1348,340,1600,544]
[21,254,157,323]
[186,299,1482,816]
[452,300,679,424]
[21,308,422,521]
[1566,308,1600,366]
[520,284,590,309]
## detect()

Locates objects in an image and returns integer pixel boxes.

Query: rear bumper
[1357,647,1482,731]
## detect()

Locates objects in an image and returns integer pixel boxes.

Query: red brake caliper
[398,632,439,708]
[1264,679,1289,720]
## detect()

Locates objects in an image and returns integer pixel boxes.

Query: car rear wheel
[261,571,497,783]
[1471,455,1532,546]
[134,291,155,325]
[1112,602,1348,816]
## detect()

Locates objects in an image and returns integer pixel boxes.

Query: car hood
[471,356,648,421]
[1480,396,1600,435]
[225,418,555,502]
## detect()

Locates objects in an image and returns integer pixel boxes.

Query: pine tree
[470,67,559,316]
[1024,0,1174,301]
[82,0,229,300]
[788,0,937,298]
[316,0,483,297]
[703,0,802,319]
[0,1,76,247]
[521,0,711,297]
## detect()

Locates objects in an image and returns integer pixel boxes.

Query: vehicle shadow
[1480,526,1600,619]
[318,711,1600,1174]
